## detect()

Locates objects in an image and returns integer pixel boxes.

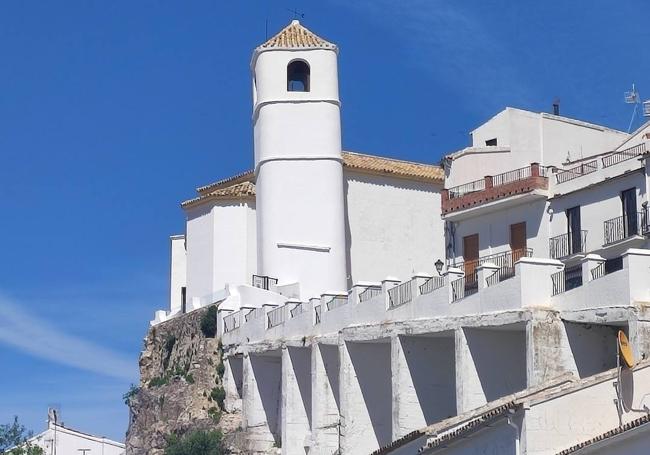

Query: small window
[485,138,498,146]
[287,60,310,92]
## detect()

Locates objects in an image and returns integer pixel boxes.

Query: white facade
[29,417,125,455]
[253,32,347,299]
[169,234,186,314]
[147,19,650,455]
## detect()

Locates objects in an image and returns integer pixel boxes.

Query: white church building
[150,20,650,455]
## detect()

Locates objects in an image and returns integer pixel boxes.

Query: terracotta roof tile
[257,20,336,51]
[342,151,444,183]
[181,181,255,208]
[185,152,443,209]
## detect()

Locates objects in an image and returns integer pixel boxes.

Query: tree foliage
[200,306,218,338]
[0,417,44,455]
[164,430,225,455]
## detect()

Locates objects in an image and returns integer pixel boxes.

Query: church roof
[183,152,443,209]
[181,181,255,209]
[256,20,336,52]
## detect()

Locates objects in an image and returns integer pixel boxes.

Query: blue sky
[0,0,648,442]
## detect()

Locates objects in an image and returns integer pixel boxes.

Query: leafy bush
[185,373,195,384]
[149,376,169,388]
[164,430,225,455]
[200,306,218,338]
[162,335,177,370]
[207,407,222,424]
[215,361,225,379]
[122,384,140,405]
[210,386,226,410]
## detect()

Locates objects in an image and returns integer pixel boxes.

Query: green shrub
[215,361,225,379]
[149,376,168,388]
[200,306,218,338]
[162,335,177,370]
[207,407,222,424]
[210,386,226,410]
[186,373,195,384]
[164,430,225,455]
[122,384,140,405]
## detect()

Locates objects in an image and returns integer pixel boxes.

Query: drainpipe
[506,409,521,455]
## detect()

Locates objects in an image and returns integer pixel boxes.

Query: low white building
[148,19,650,455]
[27,410,125,455]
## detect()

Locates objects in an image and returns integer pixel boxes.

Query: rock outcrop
[125,306,242,454]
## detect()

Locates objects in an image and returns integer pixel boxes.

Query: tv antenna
[287,8,305,20]
[624,83,650,132]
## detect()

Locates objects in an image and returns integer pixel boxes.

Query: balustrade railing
[388,280,413,308]
[358,286,382,303]
[603,212,644,245]
[245,307,265,322]
[267,305,287,328]
[223,311,241,332]
[419,276,445,295]
[451,277,465,302]
[591,262,605,280]
[602,143,646,168]
[551,270,565,296]
[290,302,307,318]
[549,231,588,259]
[552,266,582,296]
[448,179,485,199]
[326,295,348,311]
[492,166,532,187]
[555,160,598,184]
[314,305,322,324]
[252,274,278,290]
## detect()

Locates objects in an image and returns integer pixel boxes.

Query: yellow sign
[618,330,635,368]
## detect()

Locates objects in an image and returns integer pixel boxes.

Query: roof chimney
[552,98,560,116]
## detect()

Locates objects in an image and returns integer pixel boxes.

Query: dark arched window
[287,60,310,92]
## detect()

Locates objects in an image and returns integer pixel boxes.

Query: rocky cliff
[125,306,243,454]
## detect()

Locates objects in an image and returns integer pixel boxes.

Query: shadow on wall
[401,335,457,424]
[465,327,527,402]
[347,341,392,447]
[564,322,619,378]
[288,347,312,427]
[320,344,340,412]
[250,353,282,446]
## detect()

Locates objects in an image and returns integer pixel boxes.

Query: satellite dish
[618,330,635,368]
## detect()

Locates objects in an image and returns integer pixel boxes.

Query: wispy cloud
[0,294,137,381]
[328,0,534,110]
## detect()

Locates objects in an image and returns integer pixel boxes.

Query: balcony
[603,212,649,246]
[549,231,588,259]
[442,163,549,219]
[601,143,646,168]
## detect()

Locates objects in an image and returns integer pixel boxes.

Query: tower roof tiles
[256,20,336,52]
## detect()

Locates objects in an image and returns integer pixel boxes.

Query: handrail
[223,311,241,332]
[492,166,532,187]
[326,295,348,311]
[419,276,445,295]
[448,179,485,199]
[602,143,646,168]
[359,286,382,303]
[267,305,287,328]
[603,212,644,245]
[549,231,588,259]
[290,302,307,318]
[456,248,533,271]
[388,280,413,308]
[555,160,597,184]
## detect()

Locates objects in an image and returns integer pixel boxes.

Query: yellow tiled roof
[257,20,336,51]
[181,181,255,208]
[342,151,444,183]
[184,152,443,209]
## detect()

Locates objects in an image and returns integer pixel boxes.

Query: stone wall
[126,305,243,454]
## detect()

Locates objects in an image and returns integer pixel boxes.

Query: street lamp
[435,259,444,276]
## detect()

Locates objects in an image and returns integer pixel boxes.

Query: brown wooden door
[510,222,527,262]
[463,234,479,281]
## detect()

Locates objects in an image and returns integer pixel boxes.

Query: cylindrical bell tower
[252,20,347,299]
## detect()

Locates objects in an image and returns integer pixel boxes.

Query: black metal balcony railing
[267,306,287,328]
[252,274,278,290]
[549,231,588,259]
[419,276,446,295]
[555,160,598,184]
[290,303,307,318]
[448,178,486,199]
[326,295,348,311]
[492,165,532,187]
[603,212,647,245]
[314,305,322,324]
[591,262,605,280]
[388,280,413,308]
[358,286,382,303]
[223,311,241,332]
[602,143,646,168]
[552,266,583,296]
[485,265,518,287]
